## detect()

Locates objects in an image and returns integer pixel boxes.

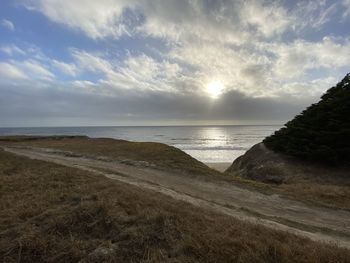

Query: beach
[205,162,231,172]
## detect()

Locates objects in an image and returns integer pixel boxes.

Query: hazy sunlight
[206,80,224,99]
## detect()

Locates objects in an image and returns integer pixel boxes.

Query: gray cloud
[1,0,349,126]
[0,81,319,127]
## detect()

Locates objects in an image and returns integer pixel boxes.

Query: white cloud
[12,60,55,80]
[123,54,180,82]
[343,0,350,18]
[73,80,96,87]
[0,45,26,56]
[13,0,350,101]
[240,0,291,37]
[22,0,293,42]
[265,37,350,79]
[64,34,349,98]
[64,48,184,93]
[1,19,15,31]
[23,60,55,80]
[279,77,337,98]
[52,60,78,76]
[311,2,338,28]
[72,49,113,74]
[139,1,248,44]
[0,62,27,80]
[113,54,182,92]
[292,1,339,30]
[23,0,136,39]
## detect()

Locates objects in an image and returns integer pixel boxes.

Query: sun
[206,80,224,98]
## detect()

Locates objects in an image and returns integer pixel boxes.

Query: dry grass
[0,136,220,177]
[231,176,350,210]
[226,143,350,210]
[1,148,350,262]
[278,181,350,210]
[2,136,350,210]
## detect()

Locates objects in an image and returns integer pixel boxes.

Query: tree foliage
[264,73,350,165]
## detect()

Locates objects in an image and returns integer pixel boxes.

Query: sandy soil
[2,145,350,249]
[205,162,231,172]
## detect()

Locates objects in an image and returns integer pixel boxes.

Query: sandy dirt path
[3,146,350,249]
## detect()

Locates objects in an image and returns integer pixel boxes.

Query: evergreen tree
[264,73,350,165]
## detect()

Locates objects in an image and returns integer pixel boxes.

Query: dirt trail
[3,146,350,249]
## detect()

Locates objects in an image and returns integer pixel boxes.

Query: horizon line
[0,124,284,129]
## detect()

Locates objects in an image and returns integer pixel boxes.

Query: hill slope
[0,136,219,177]
[1,145,350,262]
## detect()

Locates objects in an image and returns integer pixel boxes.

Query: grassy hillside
[0,136,219,177]
[1,149,349,262]
[264,73,350,165]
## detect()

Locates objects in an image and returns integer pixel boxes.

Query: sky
[0,0,349,127]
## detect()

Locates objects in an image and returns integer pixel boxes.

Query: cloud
[19,1,348,96]
[0,44,26,56]
[292,1,339,30]
[240,0,291,37]
[139,1,247,44]
[69,49,182,92]
[5,60,55,81]
[72,49,113,74]
[0,59,55,82]
[0,79,319,127]
[265,37,350,79]
[52,60,78,76]
[22,0,294,42]
[23,0,137,39]
[311,2,338,28]
[279,77,337,98]
[21,60,55,80]
[22,1,337,42]
[1,19,15,31]
[0,44,61,83]
[72,80,97,88]
[110,54,182,92]
[343,0,350,18]
[2,0,349,126]
[0,62,27,80]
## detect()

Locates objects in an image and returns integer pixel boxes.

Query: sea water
[0,125,280,163]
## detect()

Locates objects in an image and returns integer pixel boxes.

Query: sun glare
[206,80,224,98]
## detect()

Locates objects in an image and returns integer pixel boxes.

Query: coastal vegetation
[264,73,350,165]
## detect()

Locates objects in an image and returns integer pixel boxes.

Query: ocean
[0,125,281,163]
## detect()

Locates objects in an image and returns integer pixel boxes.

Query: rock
[225,143,296,184]
[80,244,119,262]
[225,143,349,184]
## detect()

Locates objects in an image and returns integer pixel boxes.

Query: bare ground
[2,145,350,249]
